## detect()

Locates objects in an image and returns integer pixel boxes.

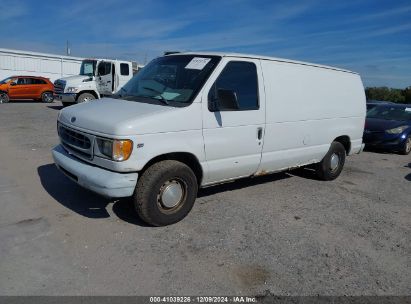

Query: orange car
[0,76,54,103]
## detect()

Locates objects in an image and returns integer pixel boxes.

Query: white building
[0,48,84,82]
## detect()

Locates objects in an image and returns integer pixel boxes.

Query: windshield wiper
[142,87,170,105]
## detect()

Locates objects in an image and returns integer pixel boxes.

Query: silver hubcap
[79,96,94,103]
[158,180,184,209]
[330,153,340,171]
[44,93,53,102]
[406,138,411,153]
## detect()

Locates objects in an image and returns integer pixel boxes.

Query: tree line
[365,86,411,104]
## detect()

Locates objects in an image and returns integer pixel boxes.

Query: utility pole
[66,40,71,56]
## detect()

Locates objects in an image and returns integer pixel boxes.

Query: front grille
[58,124,94,159]
[54,79,66,94]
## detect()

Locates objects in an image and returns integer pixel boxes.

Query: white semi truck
[54,59,135,107]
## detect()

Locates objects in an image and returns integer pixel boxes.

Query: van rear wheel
[316,141,346,180]
[133,160,198,226]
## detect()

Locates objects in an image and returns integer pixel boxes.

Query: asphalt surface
[0,101,410,296]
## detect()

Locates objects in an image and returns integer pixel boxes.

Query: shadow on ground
[198,169,308,198]
[47,105,63,110]
[38,163,318,225]
[363,147,400,155]
[37,163,149,226]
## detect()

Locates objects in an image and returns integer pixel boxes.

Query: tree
[365,87,408,103]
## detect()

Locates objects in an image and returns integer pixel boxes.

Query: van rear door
[201,58,265,184]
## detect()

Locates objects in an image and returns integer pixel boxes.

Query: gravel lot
[0,101,410,296]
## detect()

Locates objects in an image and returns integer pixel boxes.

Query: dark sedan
[363,104,411,155]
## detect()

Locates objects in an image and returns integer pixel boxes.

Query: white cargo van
[54,59,133,107]
[52,52,366,226]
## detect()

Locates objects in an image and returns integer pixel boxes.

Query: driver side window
[208,61,259,111]
[98,62,111,76]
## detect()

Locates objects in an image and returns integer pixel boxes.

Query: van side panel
[259,60,366,173]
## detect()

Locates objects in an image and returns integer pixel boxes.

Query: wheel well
[141,153,203,185]
[76,90,98,100]
[333,136,351,154]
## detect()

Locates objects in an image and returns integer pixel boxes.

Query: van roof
[168,52,357,74]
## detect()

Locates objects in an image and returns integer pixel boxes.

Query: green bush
[365,86,411,104]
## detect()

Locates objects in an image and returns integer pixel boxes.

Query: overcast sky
[1,0,410,88]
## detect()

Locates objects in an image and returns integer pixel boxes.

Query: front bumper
[52,144,138,198]
[363,132,407,150]
[54,93,76,103]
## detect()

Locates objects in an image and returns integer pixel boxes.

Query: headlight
[66,87,79,93]
[386,125,408,134]
[95,138,133,161]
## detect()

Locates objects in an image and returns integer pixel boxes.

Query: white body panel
[258,60,365,174]
[54,52,366,197]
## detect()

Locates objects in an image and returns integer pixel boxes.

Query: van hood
[58,98,199,136]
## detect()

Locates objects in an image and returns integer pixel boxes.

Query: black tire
[62,102,71,108]
[400,135,411,155]
[41,91,54,103]
[316,141,346,181]
[133,160,198,226]
[0,92,10,103]
[77,93,95,103]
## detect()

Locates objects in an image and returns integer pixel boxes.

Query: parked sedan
[0,76,54,103]
[363,104,411,155]
[366,100,393,111]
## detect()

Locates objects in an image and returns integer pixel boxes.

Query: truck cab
[54,59,133,107]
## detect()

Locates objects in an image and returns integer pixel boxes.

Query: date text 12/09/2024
[149,296,257,303]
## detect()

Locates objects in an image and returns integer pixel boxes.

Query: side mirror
[208,89,240,112]
[10,82,16,86]
[216,89,239,111]
[208,98,219,112]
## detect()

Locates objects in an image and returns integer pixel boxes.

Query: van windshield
[114,55,221,107]
[80,60,97,76]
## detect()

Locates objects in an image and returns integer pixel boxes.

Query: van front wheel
[133,160,198,226]
[316,141,346,181]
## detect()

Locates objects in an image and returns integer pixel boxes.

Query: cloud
[113,19,191,39]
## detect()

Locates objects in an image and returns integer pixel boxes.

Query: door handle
[107,81,111,83]
[257,127,263,140]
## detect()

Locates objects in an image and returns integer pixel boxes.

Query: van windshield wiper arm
[142,87,170,105]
